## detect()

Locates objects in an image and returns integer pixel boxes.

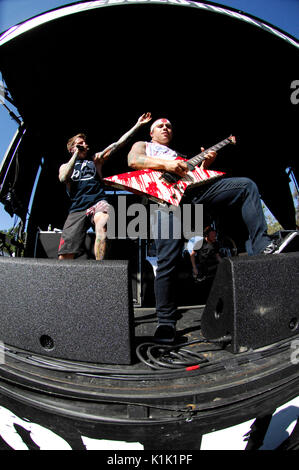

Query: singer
[58,113,152,260]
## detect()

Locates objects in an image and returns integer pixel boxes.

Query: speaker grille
[0,258,134,364]
[201,253,299,352]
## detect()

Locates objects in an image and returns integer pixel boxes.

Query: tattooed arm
[58,148,79,185]
[128,141,189,177]
[93,113,152,169]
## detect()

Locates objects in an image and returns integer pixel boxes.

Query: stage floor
[128,304,235,372]
[134,304,204,347]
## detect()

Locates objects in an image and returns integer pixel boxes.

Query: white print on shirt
[72,160,96,181]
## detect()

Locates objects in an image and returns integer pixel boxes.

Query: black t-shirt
[196,240,220,264]
[67,159,107,213]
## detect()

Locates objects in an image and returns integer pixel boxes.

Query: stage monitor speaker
[0,257,134,364]
[106,238,144,307]
[34,232,144,306]
[34,231,95,259]
[201,252,299,353]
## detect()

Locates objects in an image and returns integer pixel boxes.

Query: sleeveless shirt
[67,159,107,213]
[145,142,178,160]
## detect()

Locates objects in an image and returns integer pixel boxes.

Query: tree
[262,203,283,235]
[0,226,24,256]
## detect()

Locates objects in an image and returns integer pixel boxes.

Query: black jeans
[153,177,271,326]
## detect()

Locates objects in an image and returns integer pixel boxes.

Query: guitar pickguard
[104,164,226,206]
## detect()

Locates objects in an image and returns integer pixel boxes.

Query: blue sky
[0,0,298,231]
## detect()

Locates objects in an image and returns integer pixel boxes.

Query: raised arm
[93,113,152,165]
[128,141,190,177]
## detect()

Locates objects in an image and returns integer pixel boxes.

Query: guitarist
[128,118,278,344]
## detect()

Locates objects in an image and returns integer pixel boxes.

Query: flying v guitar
[103,136,236,206]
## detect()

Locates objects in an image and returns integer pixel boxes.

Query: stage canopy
[0,0,298,234]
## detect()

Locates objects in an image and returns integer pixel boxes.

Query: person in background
[190,226,222,282]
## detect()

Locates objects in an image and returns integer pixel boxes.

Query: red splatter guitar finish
[104,136,236,206]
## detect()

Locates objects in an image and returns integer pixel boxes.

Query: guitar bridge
[173,184,184,195]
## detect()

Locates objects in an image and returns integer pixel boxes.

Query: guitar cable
[135,335,232,371]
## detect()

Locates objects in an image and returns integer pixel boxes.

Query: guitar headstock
[228,135,237,145]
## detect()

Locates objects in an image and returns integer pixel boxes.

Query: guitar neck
[188,137,233,167]
[161,136,235,185]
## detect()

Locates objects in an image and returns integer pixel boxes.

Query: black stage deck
[134,305,204,349]
[0,300,298,450]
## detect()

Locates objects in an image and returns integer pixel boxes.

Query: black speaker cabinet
[34,232,144,306]
[0,257,134,364]
[201,252,299,353]
[34,231,95,259]
[106,238,144,307]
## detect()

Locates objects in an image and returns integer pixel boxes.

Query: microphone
[76,144,85,151]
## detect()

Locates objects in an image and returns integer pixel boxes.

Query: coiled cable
[136,336,231,370]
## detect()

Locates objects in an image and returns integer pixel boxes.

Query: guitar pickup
[186,162,195,171]
[160,172,179,184]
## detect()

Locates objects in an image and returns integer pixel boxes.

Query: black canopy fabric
[0,1,298,236]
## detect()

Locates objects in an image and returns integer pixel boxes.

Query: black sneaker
[154,324,176,344]
[262,241,278,254]
[263,231,299,254]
